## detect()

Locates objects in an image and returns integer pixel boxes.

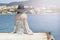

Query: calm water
[0,13,60,40]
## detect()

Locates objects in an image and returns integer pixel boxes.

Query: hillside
[0,1,30,6]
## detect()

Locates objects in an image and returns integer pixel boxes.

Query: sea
[0,13,60,40]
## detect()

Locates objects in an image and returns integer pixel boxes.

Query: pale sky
[29,0,60,9]
[0,0,28,3]
[0,0,60,8]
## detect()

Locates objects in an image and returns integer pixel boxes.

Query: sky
[0,0,28,3]
[0,0,60,9]
[29,0,60,9]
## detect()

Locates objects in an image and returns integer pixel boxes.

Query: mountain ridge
[0,1,30,6]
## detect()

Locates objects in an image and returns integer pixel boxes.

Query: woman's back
[15,13,27,20]
[13,4,33,34]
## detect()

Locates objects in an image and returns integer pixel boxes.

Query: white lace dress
[15,19,24,34]
[14,14,33,34]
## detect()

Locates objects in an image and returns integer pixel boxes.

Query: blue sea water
[0,13,60,40]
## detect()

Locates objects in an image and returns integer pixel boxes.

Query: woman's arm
[13,15,17,33]
[23,16,28,34]
[23,14,33,34]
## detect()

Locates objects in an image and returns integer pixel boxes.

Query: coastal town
[0,5,37,14]
[0,1,60,14]
[0,5,60,14]
[0,5,17,14]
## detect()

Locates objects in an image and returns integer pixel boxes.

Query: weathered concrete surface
[0,33,48,40]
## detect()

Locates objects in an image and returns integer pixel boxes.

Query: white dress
[14,13,33,34]
[15,19,24,34]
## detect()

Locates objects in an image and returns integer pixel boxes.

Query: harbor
[0,0,60,40]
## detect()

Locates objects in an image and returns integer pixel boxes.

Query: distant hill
[0,1,31,6]
[0,3,8,6]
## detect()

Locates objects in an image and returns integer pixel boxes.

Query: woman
[13,4,33,34]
